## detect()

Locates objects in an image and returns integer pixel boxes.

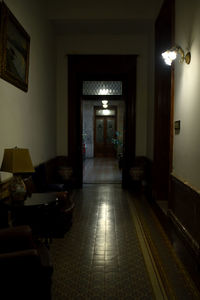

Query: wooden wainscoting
[169,174,200,259]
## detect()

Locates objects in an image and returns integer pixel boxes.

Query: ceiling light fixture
[162,46,191,66]
[102,100,108,105]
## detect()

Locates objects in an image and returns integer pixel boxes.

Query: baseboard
[170,174,200,261]
[168,209,200,259]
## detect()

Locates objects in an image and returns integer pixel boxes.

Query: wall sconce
[162,46,191,66]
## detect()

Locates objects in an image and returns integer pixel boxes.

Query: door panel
[96,119,104,144]
[106,119,115,144]
[95,116,116,157]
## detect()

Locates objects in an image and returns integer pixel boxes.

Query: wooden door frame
[94,106,117,157]
[153,0,175,203]
[68,55,137,188]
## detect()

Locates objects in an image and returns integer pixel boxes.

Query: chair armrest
[0,225,36,253]
[0,248,52,271]
[0,249,40,268]
[0,248,53,295]
[0,225,32,238]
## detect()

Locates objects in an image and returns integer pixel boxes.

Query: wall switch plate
[174,120,180,133]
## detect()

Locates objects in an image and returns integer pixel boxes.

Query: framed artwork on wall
[0,2,30,92]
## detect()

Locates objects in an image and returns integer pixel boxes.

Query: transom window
[82,81,122,96]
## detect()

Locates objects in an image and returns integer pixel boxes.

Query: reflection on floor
[50,184,200,299]
[83,158,122,184]
[50,185,154,299]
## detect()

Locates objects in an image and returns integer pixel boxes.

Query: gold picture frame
[0,2,30,92]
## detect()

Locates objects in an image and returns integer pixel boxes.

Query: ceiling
[47,0,163,35]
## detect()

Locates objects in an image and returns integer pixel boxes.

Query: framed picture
[0,2,30,92]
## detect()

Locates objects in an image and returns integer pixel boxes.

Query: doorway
[68,55,137,188]
[94,106,117,158]
[82,101,123,184]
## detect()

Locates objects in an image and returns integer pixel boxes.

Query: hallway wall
[173,0,200,190]
[0,0,56,166]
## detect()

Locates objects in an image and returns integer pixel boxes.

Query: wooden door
[94,116,116,157]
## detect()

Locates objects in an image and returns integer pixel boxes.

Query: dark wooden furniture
[13,192,75,243]
[0,225,53,300]
[129,156,148,190]
[30,156,74,193]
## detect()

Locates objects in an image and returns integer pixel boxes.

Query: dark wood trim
[153,0,175,203]
[169,174,200,260]
[81,95,123,101]
[168,209,199,257]
[68,55,137,188]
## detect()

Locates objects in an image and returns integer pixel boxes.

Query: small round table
[24,192,59,207]
[14,193,59,246]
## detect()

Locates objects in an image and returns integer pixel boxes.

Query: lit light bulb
[102,100,108,105]
[162,50,177,66]
[103,104,108,108]
[169,51,177,60]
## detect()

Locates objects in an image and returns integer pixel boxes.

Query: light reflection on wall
[96,109,115,116]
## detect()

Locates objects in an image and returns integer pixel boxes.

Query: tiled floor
[50,184,154,299]
[50,184,200,299]
[49,158,200,299]
[83,158,122,184]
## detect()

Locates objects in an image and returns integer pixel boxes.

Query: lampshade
[1,147,35,174]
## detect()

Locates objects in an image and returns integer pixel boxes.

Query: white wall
[0,0,56,166]
[173,0,200,189]
[82,101,94,158]
[56,33,151,158]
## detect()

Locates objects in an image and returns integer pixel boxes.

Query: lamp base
[10,176,26,203]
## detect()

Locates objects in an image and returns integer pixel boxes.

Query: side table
[13,193,59,246]
[24,192,59,207]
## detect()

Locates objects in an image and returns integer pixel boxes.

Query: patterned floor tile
[50,184,155,299]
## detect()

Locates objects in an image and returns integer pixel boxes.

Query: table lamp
[1,147,35,202]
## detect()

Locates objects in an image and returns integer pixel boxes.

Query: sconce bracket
[177,46,191,64]
[185,52,191,64]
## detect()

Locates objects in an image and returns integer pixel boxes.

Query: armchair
[0,225,53,300]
